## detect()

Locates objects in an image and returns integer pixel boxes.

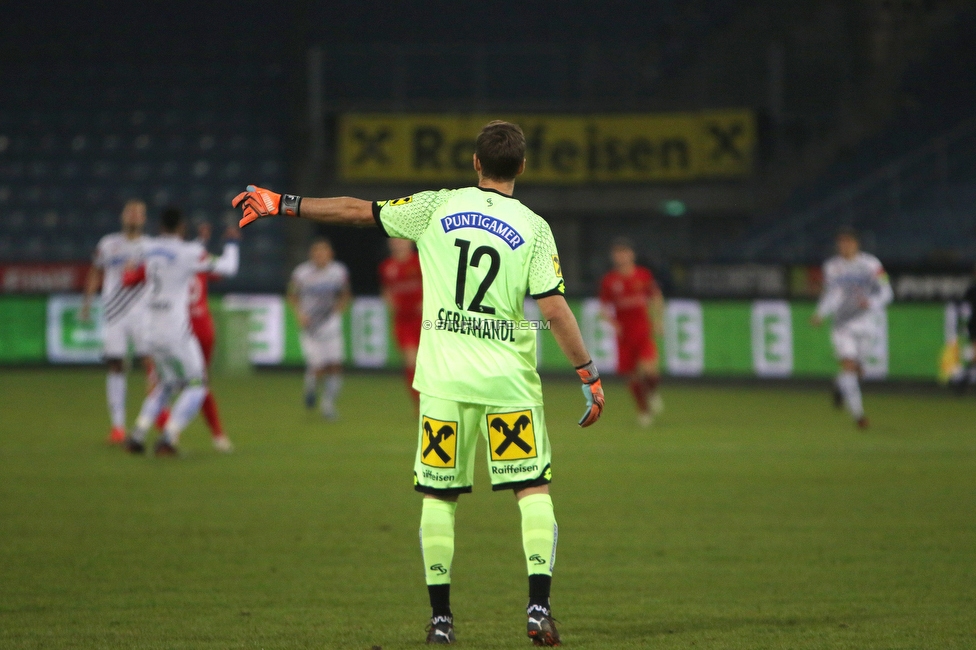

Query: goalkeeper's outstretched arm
[298,197,374,227]
[231,185,374,228]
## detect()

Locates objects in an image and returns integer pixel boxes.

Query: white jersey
[93,232,150,324]
[816,252,893,327]
[290,260,350,332]
[143,236,239,341]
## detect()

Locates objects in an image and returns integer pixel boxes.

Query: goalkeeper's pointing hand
[576,360,605,427]
[231,185,301,228]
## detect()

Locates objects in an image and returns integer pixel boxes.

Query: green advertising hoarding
[0,295,950,380]
[0,296,47,362]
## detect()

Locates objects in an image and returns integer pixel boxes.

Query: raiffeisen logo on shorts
[490,464,539,475]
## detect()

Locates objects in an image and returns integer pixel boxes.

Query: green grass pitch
[1,368,974,649]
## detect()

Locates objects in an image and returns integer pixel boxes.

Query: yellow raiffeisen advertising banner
[338,111,755,184]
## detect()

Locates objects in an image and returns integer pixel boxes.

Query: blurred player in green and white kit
[233,121,604,646]
[811,227,893,428]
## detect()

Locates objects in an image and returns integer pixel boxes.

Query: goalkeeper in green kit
[233,121,604,646]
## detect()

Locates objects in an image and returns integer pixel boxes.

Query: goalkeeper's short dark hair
[836,225,859,240]
[475,121,525,181]
[160,207,185,233]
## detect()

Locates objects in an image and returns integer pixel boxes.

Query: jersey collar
[477,186,513,198]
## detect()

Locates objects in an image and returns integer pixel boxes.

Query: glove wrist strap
[280,194,302,217]
[575,360,599,384]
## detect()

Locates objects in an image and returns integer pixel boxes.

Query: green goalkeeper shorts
[414,394,553,496]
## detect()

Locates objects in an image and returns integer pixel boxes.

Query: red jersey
[599,266,659,331]
[189,272,212,321]
[189,250,227,364]
[379,253,423,322]
[189,245,228,321]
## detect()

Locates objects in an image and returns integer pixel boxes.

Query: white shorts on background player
[102,308,150,359]
[300,314,344,368]
[830,314,878,362]
[149,328,207,385]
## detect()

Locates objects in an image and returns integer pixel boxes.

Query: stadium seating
[314,2,739,108]
[2,1,762,290]
[0,0,745,293]
[0,49,289,291]
[731,7,976,265]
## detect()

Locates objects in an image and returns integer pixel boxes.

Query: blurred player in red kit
[599,238,665,427]
[379,238,423,405]
[156,221,236,452]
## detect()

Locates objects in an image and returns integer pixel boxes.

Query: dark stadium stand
[6,1,972,288]
[0,65,288,290]
[730,7,976,265]
[732,120,976,264]
[307,1,740,109]
[0,1,743,293]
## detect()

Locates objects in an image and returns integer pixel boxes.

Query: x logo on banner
[351,128,392,165]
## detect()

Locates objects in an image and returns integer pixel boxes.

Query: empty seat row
[0,182,279,205]
[1,133,282,155]
[0,159,282,182]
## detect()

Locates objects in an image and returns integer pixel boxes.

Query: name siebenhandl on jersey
[440,212,525,250]
[435,308,516,343]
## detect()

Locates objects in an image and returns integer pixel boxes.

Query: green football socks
[420,498,457,586]
[519,493,557,575]
[420,494,556,616]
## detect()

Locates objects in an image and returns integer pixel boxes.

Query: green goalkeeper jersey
[373,187,565,406]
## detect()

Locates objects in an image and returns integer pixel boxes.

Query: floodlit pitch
[1,370,974,649]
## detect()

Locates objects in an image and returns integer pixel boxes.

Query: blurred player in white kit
[288,238,351,420]
[121,207,240,456]
[82,199,154,444]
[811,227,893,428]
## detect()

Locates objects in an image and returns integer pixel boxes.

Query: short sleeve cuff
[372,202,390,237]
[530,282,565,300]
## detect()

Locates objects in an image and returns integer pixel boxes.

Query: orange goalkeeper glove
[575,360,605,427]
[231,185,302,228]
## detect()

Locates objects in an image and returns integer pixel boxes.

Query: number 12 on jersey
[453,238,499,315]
